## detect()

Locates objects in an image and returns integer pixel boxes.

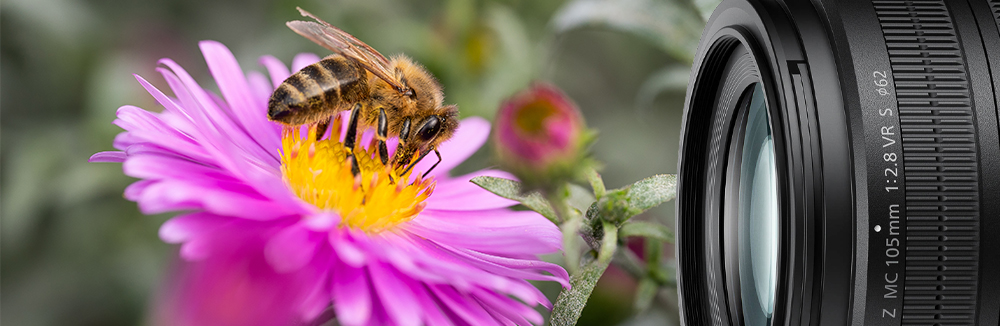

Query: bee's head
[392,105,459,169]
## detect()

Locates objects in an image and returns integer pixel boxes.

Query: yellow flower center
[280,125,434,233]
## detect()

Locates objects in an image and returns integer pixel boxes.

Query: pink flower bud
[494,83,589,188]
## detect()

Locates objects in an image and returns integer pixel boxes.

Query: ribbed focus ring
[874,0,981,324]
[992,0,1000,28]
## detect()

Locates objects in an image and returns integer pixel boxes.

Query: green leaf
[552,0,705,63]
[471,176,557,223]
[567,183,597,214]
[633,277,659,313]
[625,174,677,212]
[586,167,606,199]
[644,237,664,267]
[619,221,675,243]
[561,216,585,274]
[651,262,678,287]
[585,174,677,225]
[550,255,612,326]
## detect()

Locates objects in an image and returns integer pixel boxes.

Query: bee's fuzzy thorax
[388,55,444,109]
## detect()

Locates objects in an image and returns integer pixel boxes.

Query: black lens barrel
[676,1,1000,325]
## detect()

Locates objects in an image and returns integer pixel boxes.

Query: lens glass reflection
[738,83,778,326]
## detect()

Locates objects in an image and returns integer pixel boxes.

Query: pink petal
[407,210,561,256]
[330,231,367,267]
[292,53,321,72]
[369,263,422,326]
[404,238,514,290]
[159,212,231,244]
[303,212,339,231]
[124,180,155,201]
[179,235,214,260]
[113,131,135,150]
[89,151,126,163]
[157,65,296,207]
[259,55,291,88]
[299,269,332,321]
[473,289,542,325]
[157,60,274,167]
[331,259,372,326]
[505,280,552,309]
[122,154,236,185]
[133,73,187,118]
[423,172,521,211]
[429,285,498,326]
[409,282,454,326]
[247,71,275,110]
[113,105,171,133]
[455,248,570,287]
[265,223,321,272]
[136,180,292,220]
[247,73,282,144]
[424,193,517,211]
[418,206,547,228]
[200,40,281,160]
[121,132,215,165]
[367,235,471,285]
[149,68,244,164]
[431,170,516,199]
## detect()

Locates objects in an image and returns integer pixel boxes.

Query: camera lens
[731,83,779,326]
[676,1,1000,325]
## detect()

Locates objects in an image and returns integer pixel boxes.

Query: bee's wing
[287,7,405,92]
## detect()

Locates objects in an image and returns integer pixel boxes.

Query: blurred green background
[0,0,718,324]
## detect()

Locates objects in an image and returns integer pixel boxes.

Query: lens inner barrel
[731,83,778,326]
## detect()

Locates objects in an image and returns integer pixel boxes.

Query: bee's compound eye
[417,116,441,141]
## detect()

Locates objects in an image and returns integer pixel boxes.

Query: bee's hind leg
[344,103,362,176]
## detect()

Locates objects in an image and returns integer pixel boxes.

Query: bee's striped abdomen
[268,55,368,125]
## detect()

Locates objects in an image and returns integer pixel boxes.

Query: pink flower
[91,40,568,326]
[494,83,589,189]
[151,233,320,326]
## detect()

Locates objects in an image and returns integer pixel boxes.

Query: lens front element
[737,83,778,326]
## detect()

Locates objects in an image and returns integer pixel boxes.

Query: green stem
[547,186,582,274]
[550,223,618,326]
[579,223,646,280]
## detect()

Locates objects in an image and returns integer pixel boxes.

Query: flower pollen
[280,125,433,233]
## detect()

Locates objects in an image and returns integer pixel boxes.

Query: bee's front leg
[391,118,412,169]
[399,148,432,178]
[422,148,442,179]
[377,108,389,166]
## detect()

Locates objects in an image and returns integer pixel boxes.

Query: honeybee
[268,7,458,177]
